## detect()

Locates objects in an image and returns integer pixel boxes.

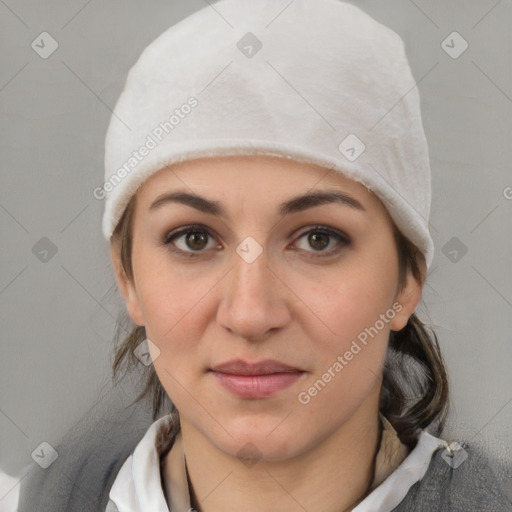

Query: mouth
[209,359,306,399]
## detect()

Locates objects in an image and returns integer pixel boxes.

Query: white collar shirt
[107,414,447,512]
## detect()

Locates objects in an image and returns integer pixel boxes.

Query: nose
[216,243,292,342]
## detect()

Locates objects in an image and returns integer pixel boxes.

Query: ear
[109,242,145,326]
[390,257,426,332]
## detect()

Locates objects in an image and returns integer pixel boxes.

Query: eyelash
[162,224,351,259]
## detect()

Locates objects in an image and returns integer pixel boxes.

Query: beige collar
[371,415,410,490]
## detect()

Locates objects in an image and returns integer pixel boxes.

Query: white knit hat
[100,0,434,269]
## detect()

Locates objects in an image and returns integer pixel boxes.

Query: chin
[205,415,315,463]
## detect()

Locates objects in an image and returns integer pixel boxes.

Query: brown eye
[184,230,209,250]
[163,225,218,256]
[308,232,330,251]
[294,226,350,257]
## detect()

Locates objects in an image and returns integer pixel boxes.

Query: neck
[167,392,382,512]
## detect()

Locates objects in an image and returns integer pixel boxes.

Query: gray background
[1,0,511,504]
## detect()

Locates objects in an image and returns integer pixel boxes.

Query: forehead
[134,154,389,219]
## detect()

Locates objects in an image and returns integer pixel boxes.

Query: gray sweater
[17,403,512,512]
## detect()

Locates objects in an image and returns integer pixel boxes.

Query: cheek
[293,264,396,403]
[132,275,207,397]
[299,266,397,352]
[133,246,212,343]
[146,307,208,415]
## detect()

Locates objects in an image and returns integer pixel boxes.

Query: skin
[110,154,424,512]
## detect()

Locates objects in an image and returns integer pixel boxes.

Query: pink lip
[209,359,305,399]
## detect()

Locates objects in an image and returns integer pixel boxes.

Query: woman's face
[112,154,422,460]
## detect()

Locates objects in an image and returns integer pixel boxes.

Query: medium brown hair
[110,192,449,448]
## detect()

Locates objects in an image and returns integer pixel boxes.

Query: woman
[17,0,512,510]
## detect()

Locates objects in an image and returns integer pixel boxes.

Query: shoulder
[393,439,512,512]
[17,402,155,512]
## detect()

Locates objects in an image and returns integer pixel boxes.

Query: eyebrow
[148,189,366,217]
